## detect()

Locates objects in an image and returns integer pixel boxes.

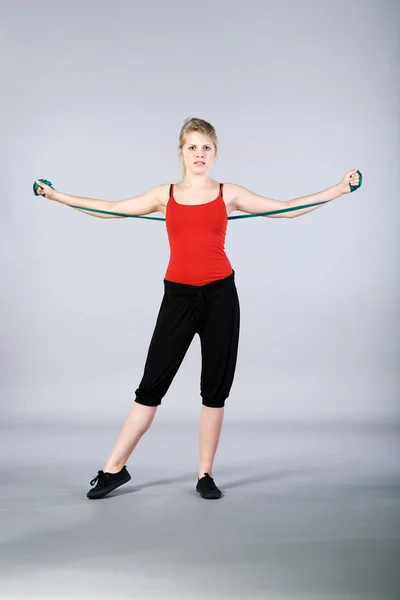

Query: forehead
[184,131,214,146]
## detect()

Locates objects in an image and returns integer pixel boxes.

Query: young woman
[35,117,360,500]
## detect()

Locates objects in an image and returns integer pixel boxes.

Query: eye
[188,146,195,150]
[205,146,211,151]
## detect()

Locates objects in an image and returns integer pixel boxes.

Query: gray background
[1,0,399,426]
[1,2,400,599]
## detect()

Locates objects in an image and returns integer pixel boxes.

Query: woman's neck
[180,174,215,189]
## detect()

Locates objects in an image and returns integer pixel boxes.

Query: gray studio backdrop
[1,0,398,426]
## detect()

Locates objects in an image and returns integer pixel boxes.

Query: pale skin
[35,131,360,479]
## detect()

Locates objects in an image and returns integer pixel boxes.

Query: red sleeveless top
[164,183,233,286]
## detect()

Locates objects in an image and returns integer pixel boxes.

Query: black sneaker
[87,466,131,499]
[196,473,222,499]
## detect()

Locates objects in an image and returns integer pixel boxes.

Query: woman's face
[180,131,216,174]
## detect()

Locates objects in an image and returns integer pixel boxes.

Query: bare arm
[35,181,167,219]
[228,182,344,219]
[228,183,290,219]
[283,183,345,218]
[227,171,359,219]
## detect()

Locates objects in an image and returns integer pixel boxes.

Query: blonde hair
[179,117,218,177]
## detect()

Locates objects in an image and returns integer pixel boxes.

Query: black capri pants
[135,271,240,408]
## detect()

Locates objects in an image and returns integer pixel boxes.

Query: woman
[35,117,360,500]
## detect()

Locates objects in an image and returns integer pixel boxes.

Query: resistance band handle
[33,178,55,196]
[349,170,362,193]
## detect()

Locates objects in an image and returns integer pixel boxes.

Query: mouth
[194,161,206,166]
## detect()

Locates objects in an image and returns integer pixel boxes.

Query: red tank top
[164,183,233,286]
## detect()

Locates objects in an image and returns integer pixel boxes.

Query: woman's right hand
[35,179,56,200]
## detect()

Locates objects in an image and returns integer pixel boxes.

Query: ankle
[103,464,125,474]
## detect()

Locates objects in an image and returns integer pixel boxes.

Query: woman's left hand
[339,169,361,195]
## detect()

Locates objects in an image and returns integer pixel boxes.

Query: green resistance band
[33,171,362,221]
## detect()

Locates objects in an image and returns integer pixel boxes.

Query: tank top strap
[219,183,224,198]
[169,184,174,198]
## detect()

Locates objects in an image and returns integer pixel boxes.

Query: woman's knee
[133,401,159,433]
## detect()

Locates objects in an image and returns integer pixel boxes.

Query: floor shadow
[101,465,325,498]
[100,472,196,498]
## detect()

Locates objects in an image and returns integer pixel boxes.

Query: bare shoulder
[222,182,283,217]
[112,183,171,217]
[222,182,242,209]
[141,182,170,213]
[151,183,171,208]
